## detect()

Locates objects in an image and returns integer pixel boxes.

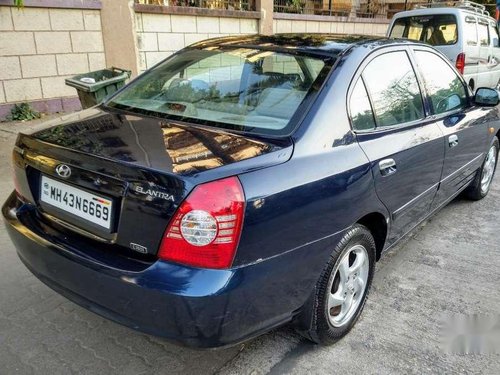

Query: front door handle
[379,158,397,176]
[449,134,459,148]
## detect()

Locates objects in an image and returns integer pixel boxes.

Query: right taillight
[158,176,245,269]
[456,53,465,75]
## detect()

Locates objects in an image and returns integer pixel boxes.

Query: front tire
[301,224,376,345]
[466,136,499,200]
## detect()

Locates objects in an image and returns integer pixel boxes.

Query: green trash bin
[65,67,131,109]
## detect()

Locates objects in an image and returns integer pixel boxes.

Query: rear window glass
[390,14,458,46]
[107,48,329,136]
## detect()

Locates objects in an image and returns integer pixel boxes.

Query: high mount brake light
[158,176,245,269]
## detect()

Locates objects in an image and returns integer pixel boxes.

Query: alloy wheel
[481,145,497,194]
[326,244,369,327]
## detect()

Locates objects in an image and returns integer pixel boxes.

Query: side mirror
[474,87,499,107]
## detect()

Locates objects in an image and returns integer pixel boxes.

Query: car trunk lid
[12,108,292,257]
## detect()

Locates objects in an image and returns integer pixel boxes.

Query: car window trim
[347,46,428,134]
[410,47,472,119]
[354,117,430,135]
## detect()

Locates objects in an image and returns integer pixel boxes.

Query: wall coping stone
[0,0,101,10]
[134,3,261,19]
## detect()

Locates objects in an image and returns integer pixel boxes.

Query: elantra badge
[55,164,71,178]
[134,185,175,202]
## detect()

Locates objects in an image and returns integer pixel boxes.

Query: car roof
[391,7,496,23]
[189,34,425,58]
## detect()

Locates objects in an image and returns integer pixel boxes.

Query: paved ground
[0,119,499,375]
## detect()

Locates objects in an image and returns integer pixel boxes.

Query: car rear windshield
[106,48,329,136]
[389,14,458,46]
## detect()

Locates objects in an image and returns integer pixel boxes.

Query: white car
[387,1,500,91]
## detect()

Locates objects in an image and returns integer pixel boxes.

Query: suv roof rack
[415,1,490,16]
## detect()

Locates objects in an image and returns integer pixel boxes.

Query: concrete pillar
[257,0,274,35]
[101,0,139,77]
[350,0,360,20]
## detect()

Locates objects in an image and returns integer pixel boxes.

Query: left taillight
[158,176,245,269]
[456,53,465,75]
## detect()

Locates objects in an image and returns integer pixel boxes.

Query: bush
[8,103,41,121]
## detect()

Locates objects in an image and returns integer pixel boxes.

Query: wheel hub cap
[326,244,369,327]
[481,145,497,194]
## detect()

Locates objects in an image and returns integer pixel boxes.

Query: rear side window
[349,78,375,131]
[464,17,478,46]
[478,21,489,46]
[361,51,424,128]
[489,22,499,47]
[414,50,467,115]
[390,15,457,46]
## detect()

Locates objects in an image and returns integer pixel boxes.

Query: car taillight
[158,176,245,269]
[456,53,465,75]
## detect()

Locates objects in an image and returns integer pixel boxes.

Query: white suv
[387,1,500,91]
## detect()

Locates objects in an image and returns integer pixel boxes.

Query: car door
[349,48,445,245]
[411,48,489,208]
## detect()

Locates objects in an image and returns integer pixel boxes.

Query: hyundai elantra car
[3,35,499,348]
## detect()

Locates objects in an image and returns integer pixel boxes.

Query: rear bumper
[2,192,342,348]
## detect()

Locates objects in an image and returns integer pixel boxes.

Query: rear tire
[465,137,498,200]
[300,224,376,345]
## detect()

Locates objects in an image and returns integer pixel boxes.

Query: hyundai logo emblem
[55,164,72,178]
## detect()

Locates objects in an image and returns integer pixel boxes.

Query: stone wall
[274,14,389,36]
[0,3,105,118]
[134,9,388,74]
[0,0,391,120]
[135,11,259,72]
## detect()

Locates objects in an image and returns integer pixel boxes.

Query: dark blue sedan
[3,35,499,348]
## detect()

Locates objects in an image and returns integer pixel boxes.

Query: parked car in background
[388,1,500,91]
[3,34,499,348]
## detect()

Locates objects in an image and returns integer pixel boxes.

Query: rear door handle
[379,158,397,176]
[449,134,459,148]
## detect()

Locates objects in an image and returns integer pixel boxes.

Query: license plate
[40,176,113,230]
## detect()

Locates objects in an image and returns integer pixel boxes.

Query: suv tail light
[158,176,245,269]
[456,53,465,75]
